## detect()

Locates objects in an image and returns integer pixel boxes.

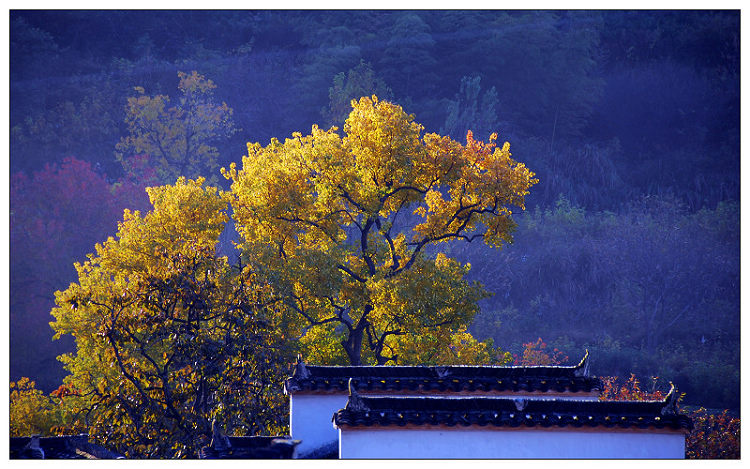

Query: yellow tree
[50,179,289,458]
[10,378,55,437]
[224,96,536,366]
[116,71,236,184]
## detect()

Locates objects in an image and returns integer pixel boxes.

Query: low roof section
[10,435,124,459]
[333,382,693,433]
[199,436,300,459]
[284,351,601,397]
[198,419,301,459]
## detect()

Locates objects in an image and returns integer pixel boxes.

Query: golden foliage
[10,378,54,437]
[224,96,536,365]
[50,179,289,457]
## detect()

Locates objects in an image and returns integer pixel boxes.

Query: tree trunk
[342,304,374,366]
[376,354,390,365]
[341,329,364,366]
[343,325,365,366]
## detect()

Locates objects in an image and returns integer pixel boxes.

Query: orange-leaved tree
[224,96,536,366]
[685,408,740,459]
[513,338,569,366]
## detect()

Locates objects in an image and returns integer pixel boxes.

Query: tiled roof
[333,382,692,432]
[9,435,124,459]
[198,420,300,459]
[284,351,601,395]
[199,436,300,459]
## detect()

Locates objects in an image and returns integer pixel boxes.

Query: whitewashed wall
[290,394,349,457]
[290,391,599,457]
[338,426,686,459]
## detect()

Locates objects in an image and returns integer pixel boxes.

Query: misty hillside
[9,10,739,411]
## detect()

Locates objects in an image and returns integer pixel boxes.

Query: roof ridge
[284,354,602,395]
[333,390,693,432]
[290,351,592,375]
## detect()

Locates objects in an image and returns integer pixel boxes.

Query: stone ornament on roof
[660,383,679,416]
[513,398,528,412]
[573,350,590,377]
[210,419,231,452]
[294,354,311,379]
[199,436,301,459]
[434,366,451,378]
[345,378,368,412]
[22,436,44,459]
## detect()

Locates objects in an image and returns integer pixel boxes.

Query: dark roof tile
[199,436,300,459]
[333,383,692,432]
[285,352,601,395]
[9,435,124,459]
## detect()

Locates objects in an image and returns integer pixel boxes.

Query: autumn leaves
[49,96,536,454]
[225,96,536,366]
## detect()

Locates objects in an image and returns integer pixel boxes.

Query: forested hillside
[10,10,739,411]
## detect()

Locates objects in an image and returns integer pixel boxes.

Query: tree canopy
[50,179,289,457]
[224,96,536,366]
[9,11,740,436]
[116,71,237,184]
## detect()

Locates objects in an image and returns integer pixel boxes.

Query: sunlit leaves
[225,95,536,365]
[10,157,155,391]
[512,338,568,366]
[50,179,288,457]
[10,378,55,437]
[599,374,668,402]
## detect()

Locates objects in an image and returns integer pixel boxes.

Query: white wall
[290,394,350,457]
[339,426,686,459]
[290,390,599,457]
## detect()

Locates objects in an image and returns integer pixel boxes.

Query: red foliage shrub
[600,374,740,459]
[513,337,568,366]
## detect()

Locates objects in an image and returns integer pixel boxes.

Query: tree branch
[337,264,366,283]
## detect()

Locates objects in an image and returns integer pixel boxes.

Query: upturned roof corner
[345,378,368,412]
[661,382,679,416]
[573,349,590,377]
[294,354,311,379]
